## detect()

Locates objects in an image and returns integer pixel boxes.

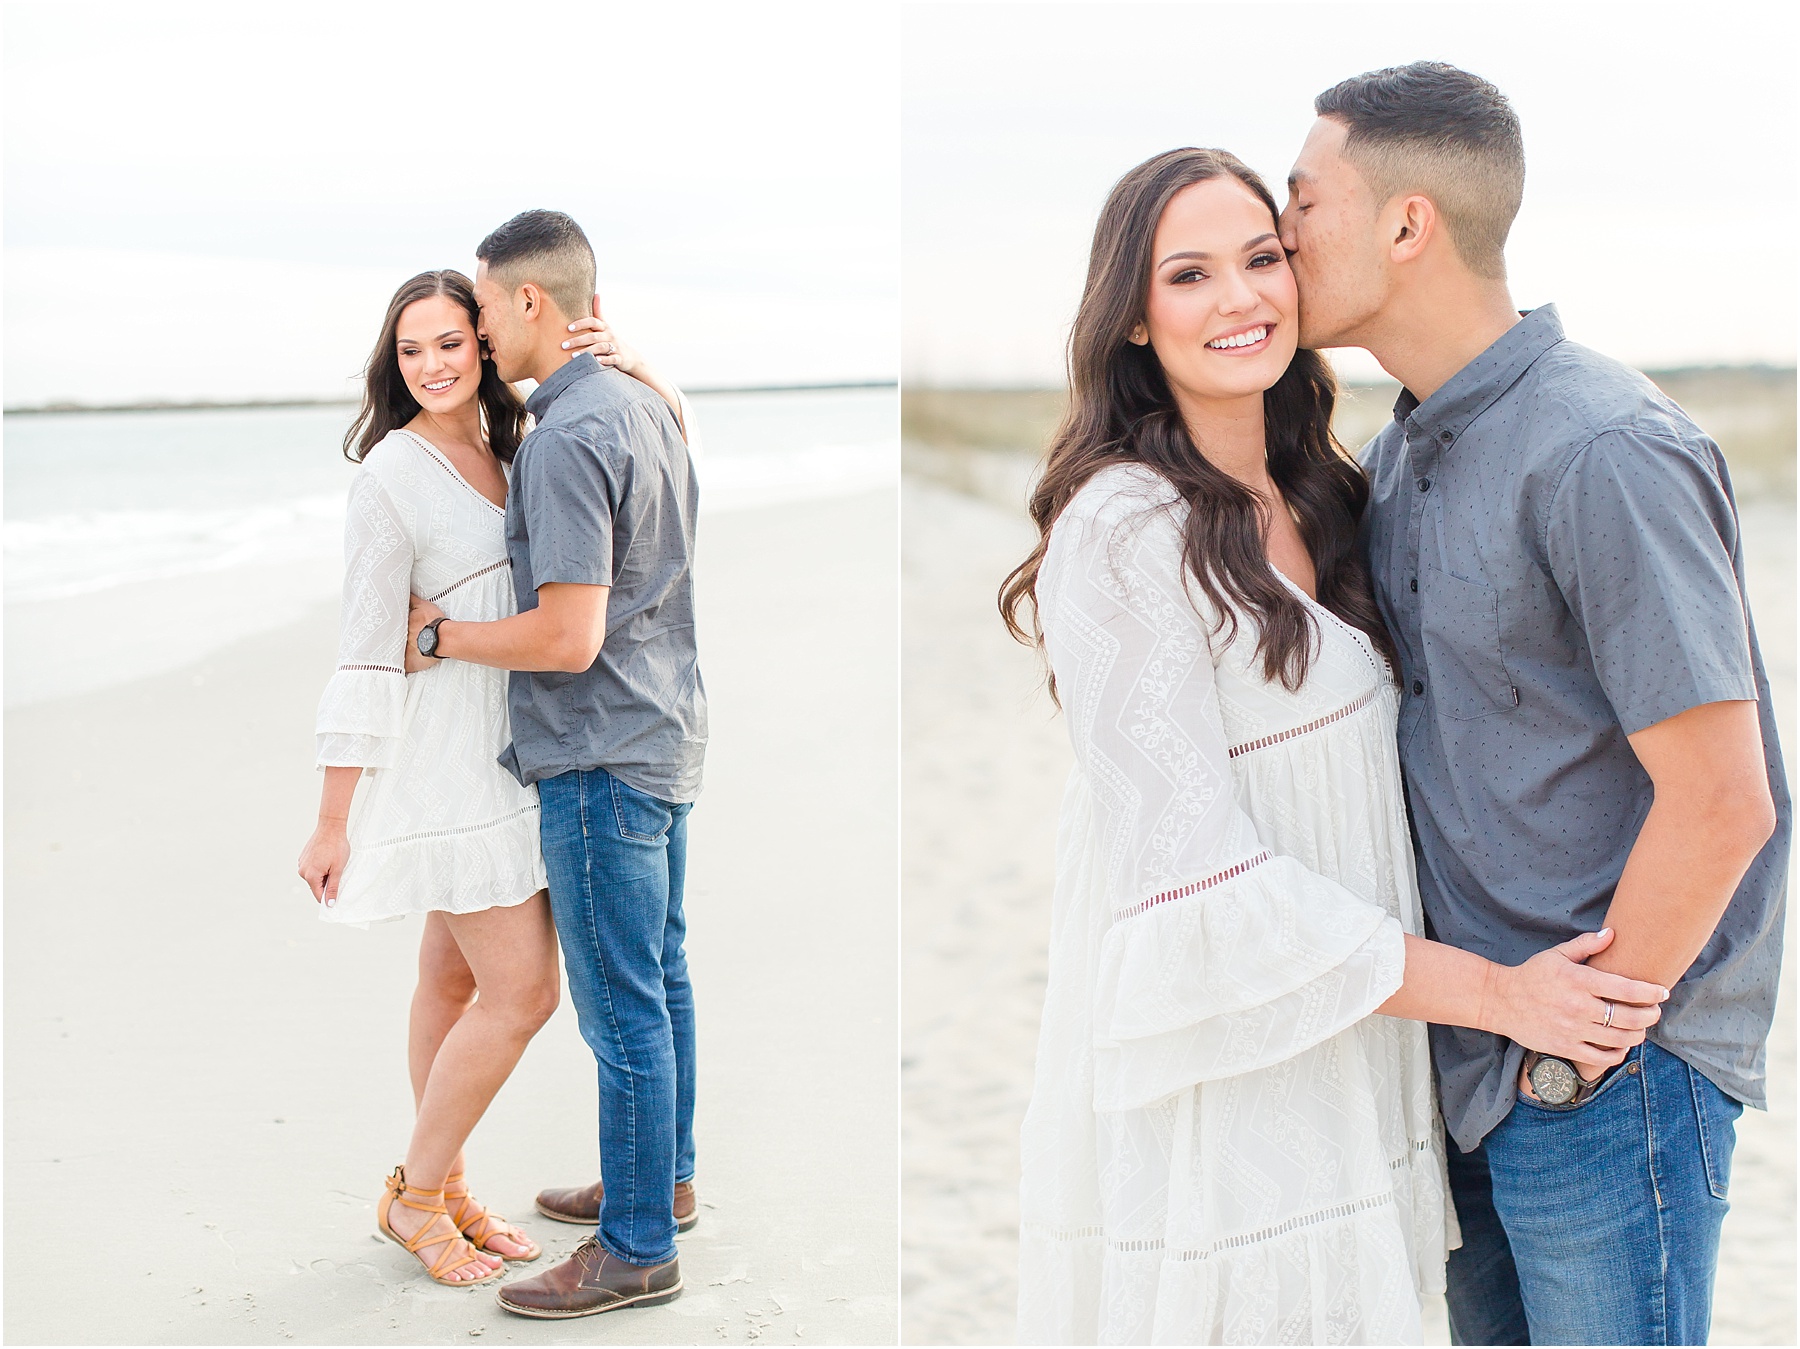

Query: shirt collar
[1391,303,1565,443]
[525,351,599,422]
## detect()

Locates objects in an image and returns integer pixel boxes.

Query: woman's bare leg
[411,912,477,1110]
[407,913,496,1244]
[385,892,559,1278]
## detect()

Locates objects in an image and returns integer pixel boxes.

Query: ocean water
[4,386,896,605]
[2,387,896,707]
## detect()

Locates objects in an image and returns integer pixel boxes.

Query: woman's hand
[1490,928,1667,1070]
[563,314,642,375]
[298,820,352,908]
[561,306,688,441]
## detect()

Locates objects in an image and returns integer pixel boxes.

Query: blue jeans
[538,768,696,1267]
[1445,1042,1741,1345]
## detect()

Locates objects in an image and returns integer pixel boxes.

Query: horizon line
[3,379,900,417]
[900,362,1797,393]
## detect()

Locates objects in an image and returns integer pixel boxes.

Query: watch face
[1530,1056,1579,1105]
[418,624,437,655]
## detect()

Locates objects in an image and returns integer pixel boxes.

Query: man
[405,208,706,1318]
[1279,62,1788,1345]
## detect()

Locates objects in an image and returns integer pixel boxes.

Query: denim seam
[581,773,646,1266]
[1689,1065,1727,1201]
[610,774,673,843]
[1644,1048,1669,1345]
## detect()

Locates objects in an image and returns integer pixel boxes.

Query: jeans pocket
[609,773,675,843]
[1515,1056,1633,1114]
[1418,565,1520,721]
[1689,1065,1741,1201]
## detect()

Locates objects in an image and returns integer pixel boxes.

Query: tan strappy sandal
[376,1166,504,1287]
[444,1170,542,1262]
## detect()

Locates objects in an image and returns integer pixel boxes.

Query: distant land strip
[898,363,1796,393]
[3,379,899,417]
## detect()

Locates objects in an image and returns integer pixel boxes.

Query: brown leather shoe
[494,1237,680,1319]
[535,1178,698,1232]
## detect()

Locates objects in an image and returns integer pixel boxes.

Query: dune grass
[904,367,1796,503]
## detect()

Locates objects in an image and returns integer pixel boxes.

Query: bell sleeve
[314,470,413,769]
[1040,479,1406,1112]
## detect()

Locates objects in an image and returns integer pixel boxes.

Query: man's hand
[406,595,445,674]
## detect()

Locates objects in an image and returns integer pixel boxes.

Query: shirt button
[1412,680,1425,696]
[1417,477,1432,492]
[1439,430,1454,444]
[1409,578,1418,593]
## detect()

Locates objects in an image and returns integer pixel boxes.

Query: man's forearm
[1588,785,1775,990]
[434,609,585,673]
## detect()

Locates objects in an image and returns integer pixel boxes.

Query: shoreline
[3,381,901,417]
[4,456,899,711]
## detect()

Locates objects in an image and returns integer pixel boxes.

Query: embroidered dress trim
[359,803,539,851]
[337,663,404,674]
[1228,687,1379,759]
[1391,1138,1435,1170]
[429,557,511,603]
[1020,1222,1107,1242]
[1023,1192,1397,1259]
[1169,1192,1396,1262]
[396,429,507,515]
[1116,851,1272,919]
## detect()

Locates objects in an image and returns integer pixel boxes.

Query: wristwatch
[417,616,449,659]
[1523,1050,1604,1106]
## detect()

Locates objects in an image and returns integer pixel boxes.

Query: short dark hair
[1315,61,1524,279]
[475,209,596,322]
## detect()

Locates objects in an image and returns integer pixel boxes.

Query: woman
[296,270,690,1286]
[998,150,1670,1344]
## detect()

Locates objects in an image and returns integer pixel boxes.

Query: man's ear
[519,282,543,322]
[591,292,604,320]
[1389,194,1437,264]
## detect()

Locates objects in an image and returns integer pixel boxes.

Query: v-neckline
[1273,568,1383,674]
[397,428,508,513]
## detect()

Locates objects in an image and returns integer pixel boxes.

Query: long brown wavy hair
[343,269,526,463]
[999,147,1396,693]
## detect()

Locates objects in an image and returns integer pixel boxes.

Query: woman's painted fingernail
[561,340,571,349]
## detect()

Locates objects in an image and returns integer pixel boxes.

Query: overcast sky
[904,0,1798,385]
[4,2,898,406]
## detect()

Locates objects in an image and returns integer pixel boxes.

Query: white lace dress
[1018,464,1456,1345]
[314,427,548,926]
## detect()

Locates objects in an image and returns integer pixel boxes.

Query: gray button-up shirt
[498,353,707,803]
[1362,305,1790,1152]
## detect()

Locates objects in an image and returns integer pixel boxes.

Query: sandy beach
[4,487,899,1345]
[899,466,1796,1346]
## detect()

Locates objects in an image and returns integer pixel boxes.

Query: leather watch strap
[418,616,448,659]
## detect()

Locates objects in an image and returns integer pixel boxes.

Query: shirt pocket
[1419,564,1520,721]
